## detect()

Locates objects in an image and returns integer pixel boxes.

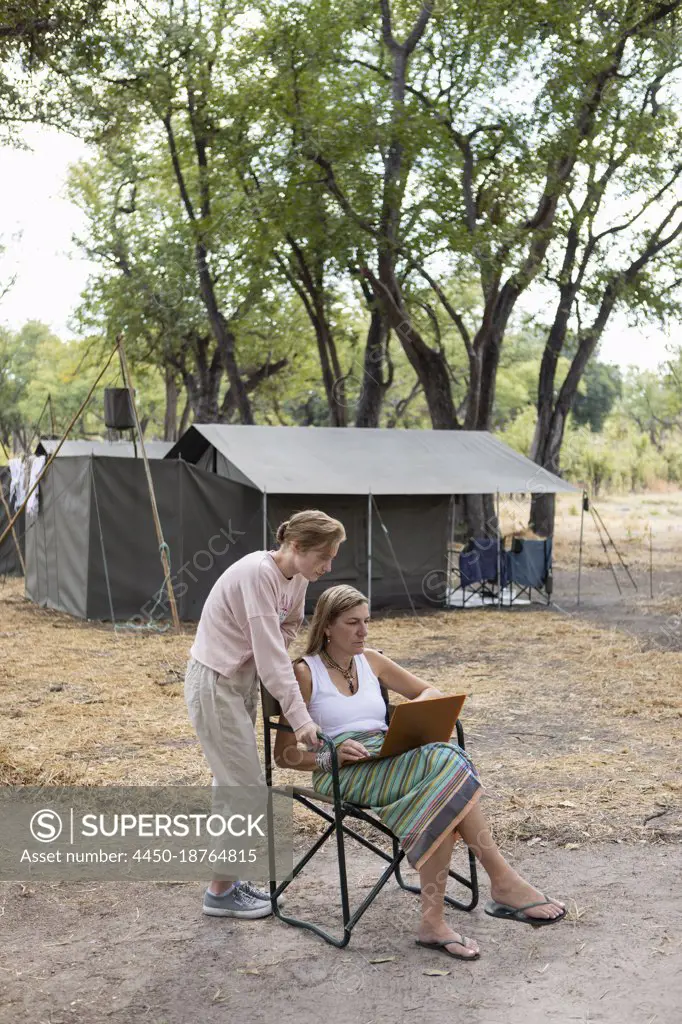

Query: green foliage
[0,321,170,458]
[571,361,623,432]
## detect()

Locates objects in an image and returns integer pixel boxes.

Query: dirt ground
[1,843,680,1024]
[1,491,681,1023]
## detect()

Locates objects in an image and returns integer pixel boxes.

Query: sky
[0,124,676,374]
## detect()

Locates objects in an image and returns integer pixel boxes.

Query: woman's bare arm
[364,648,443,702]
[274,661,318,771]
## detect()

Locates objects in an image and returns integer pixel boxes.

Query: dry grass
[2,558,680,848]
[493,489,682,571]
[553,490,682,570]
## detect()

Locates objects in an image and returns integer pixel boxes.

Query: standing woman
[184,509,346,919]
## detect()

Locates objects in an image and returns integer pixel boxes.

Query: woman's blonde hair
[276,510,346,552]
[304,585,368,655]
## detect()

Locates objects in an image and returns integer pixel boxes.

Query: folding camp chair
[505,537,553,606]
[455,537,508,607]
[261,683,478,948]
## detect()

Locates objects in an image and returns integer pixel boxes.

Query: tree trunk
[219,357,288,422]
[462,493,499,540]
[163,367,178,442]
[178,395,191,437]
[529,492,556,537]
[314,317,347,426]
[196,258,254,424]
[183,337,223,422]
[355,308,390,427]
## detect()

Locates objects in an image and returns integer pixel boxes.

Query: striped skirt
[312,730,482,871]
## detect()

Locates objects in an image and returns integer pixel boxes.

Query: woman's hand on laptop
[338,739,371,765]
[411,686,444,702]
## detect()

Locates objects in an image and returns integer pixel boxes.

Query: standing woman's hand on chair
[295,721,323,751]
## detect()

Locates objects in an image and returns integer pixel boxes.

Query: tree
[56,1,293,423]
[0,1,109,142]
[528,5,682,533]
[62,4,301,426]
[261,0,682,530]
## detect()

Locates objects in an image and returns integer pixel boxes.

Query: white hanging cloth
[8,455,45,521]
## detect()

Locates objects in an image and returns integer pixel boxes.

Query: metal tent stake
[263,488,268,549]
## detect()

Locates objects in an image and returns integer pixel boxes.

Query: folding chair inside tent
[505,537,553,606]
[455,537,508,607]
[261,683,478,948]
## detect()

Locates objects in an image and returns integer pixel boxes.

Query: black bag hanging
[103,387,135,430]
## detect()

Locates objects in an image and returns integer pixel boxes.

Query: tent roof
[168,425,578,495]
[36,439,173,459]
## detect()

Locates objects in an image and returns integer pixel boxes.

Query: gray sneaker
[202,884,272,919]
[239,881,285,906]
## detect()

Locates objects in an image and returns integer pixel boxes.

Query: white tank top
[302,653,389,740]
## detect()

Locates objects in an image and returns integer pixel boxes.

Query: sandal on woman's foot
[484,897,566,927]
[415,937,480,961]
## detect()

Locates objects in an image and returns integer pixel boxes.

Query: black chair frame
[262,684,479,949]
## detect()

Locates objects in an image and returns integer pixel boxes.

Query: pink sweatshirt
[190,550,312,732]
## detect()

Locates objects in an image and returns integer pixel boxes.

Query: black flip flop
[415,937,480,961]
[484,897,566,927]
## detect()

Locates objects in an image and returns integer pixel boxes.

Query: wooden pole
[0,345,118,550]
[649,523,654,600]
[0,484,25,575]
[117,335,181,631]
[48,393,55,436]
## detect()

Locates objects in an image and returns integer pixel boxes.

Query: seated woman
[274,584,565,962]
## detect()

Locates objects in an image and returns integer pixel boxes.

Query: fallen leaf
[423,969,450,977]
[564,843,581,850]
[526,836,543,846]
[558,800,576,808]
[369,957,396,964]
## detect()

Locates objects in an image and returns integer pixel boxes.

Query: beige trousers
[184,656,264,787]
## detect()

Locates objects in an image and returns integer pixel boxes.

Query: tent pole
[649,523,654,599]
[446,494,454,600]
[263,488,268,549]
[367,490,372,610]
[372,494,416,617]
[577,491,586,607]
[592,502,637,591]
[589,503,622,596]
[496,489,502,609]
[118,335,181,631]
[0,343,118,551]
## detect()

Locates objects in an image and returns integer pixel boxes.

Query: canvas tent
[35,439,173,459]
[168,425,577,611]
[25,457,262,621]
